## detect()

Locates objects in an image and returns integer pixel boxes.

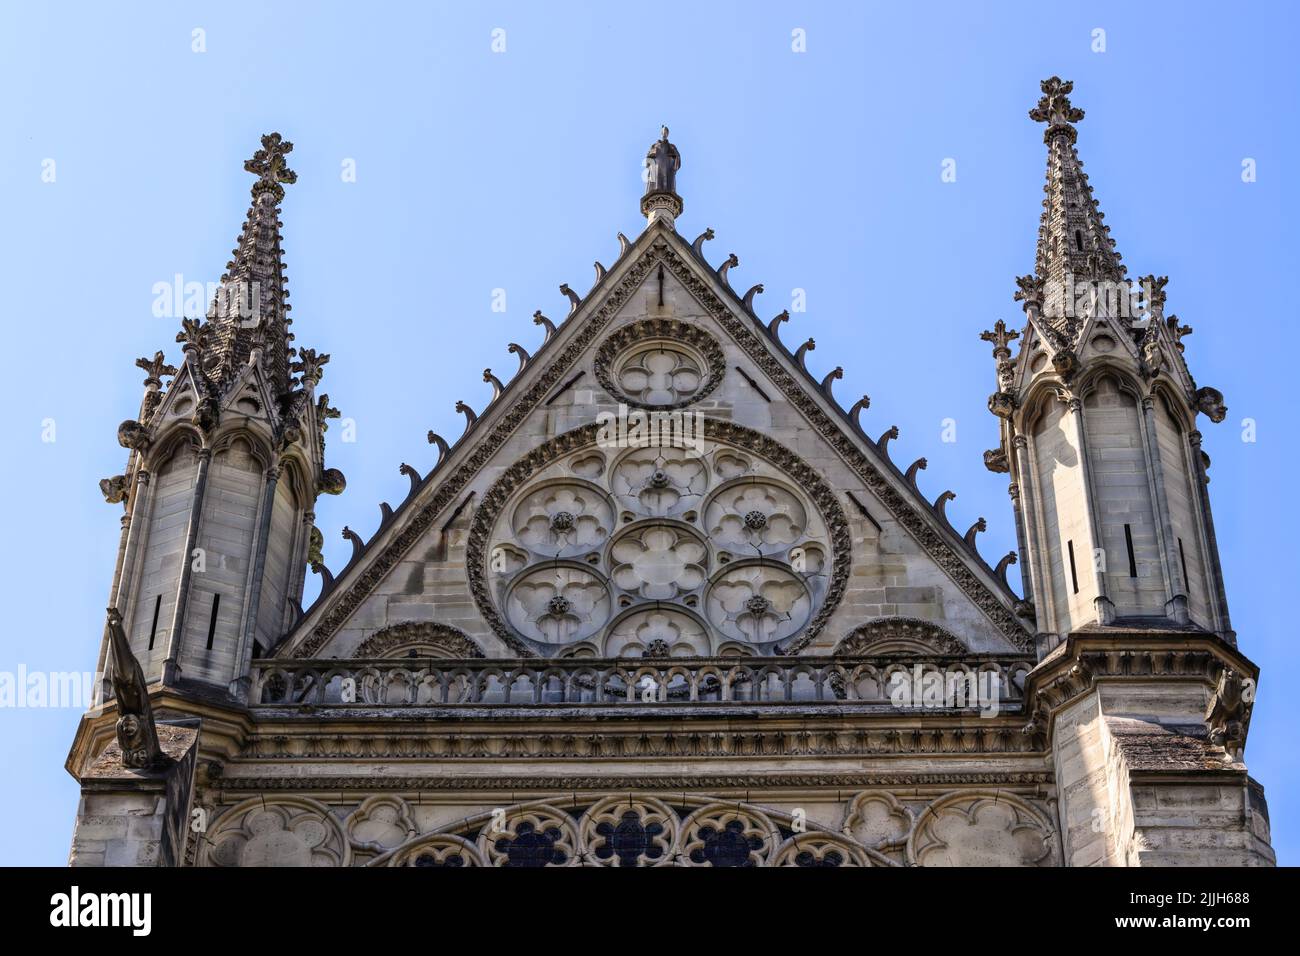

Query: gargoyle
[317,467,347,496]
[1194,386,1227,424]
[116,419,151,451]
[99,475,129,505]
[104,608,164,770]
[1205,667,1251,761]
[983,447,1009,473]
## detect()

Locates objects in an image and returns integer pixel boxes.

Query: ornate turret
[94,133,345,700]
[984,80,1232,648]
[641,126,682,229]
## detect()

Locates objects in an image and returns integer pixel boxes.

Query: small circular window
[595,319,725,410]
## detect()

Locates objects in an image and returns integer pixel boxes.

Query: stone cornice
[1021,630,1258,746]
[211,771,1055,793]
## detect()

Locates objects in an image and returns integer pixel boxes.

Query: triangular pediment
[275,222,1033,660]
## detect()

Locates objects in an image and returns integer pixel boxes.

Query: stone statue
[644,126,680,197]
[105,607,164,769]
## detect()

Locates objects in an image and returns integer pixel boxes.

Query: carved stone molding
[594,318,726,410]
[212,771,1055,793]
[834,617,968,656]
[236,720,1045,760]
[1021,633,1258,750]
[354,621,485,660]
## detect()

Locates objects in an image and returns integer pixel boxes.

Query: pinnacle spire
[1028,78,1125,322]
[201,133,298,397]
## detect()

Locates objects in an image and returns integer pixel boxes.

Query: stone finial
[135,351,177,388]
[641,126,683,228]
[244,132,298,201]
[291,347,330,388]
[1029,76,1085,141]
[980,320,1020,361]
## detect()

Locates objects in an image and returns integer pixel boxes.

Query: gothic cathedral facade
[66,80,1273,867]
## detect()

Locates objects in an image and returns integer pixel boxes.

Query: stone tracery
[476,422,845,656]
[196,790,1060,867]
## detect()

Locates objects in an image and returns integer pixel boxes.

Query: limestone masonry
[65,81,1273,867]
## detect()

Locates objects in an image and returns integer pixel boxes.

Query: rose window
[478,424,845,656]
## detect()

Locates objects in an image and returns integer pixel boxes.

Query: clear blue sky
[1,1,1294,866]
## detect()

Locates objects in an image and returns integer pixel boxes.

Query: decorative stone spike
[617,232,632,258]
[341,526,365,562]
[905,458,928,491]
[559,283,581,316]
[742,284,764,312]
[848,395,871,429]
[426,432,449,461]
[692,227,715,258]
[594,261,606,283]
[310,560,334,591]
[718,253,739,287]
[820,366,843,400]
[933,490,956,524]
[399,462,423,497]
[768,310,790,345]
[483,369,504,402]
[964,517,987,550]
[508,342,531,373]
[794,338,815,370]
[995,551,1018,588]
[533,310,556,340]
[877,425,899,459]
[455,400,478,435]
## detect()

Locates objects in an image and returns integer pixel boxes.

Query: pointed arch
[352,621,485,660]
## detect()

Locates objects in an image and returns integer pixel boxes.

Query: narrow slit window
[1178,538,1190,591]
[205,593,221,650]
[1067,540,1080,594]
[1074,229,1084,251]
[147,594,162,650]
[1124,524,1137,578]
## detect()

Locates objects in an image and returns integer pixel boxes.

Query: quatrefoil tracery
[491,438,832,654]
